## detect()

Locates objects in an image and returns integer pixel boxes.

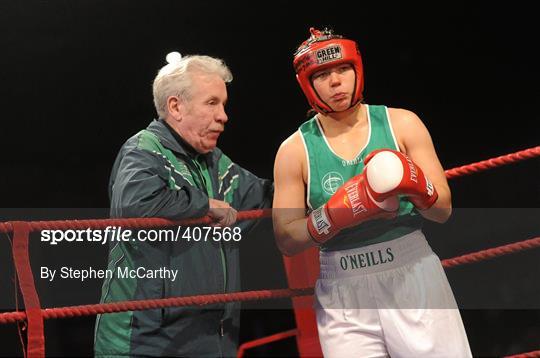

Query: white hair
[152,52,233,118]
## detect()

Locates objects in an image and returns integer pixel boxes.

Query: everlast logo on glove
[312,207,332,235]
[344,183,367,217]
[425,175,434,196]
[405,155,418,183]
[316,45,342,64]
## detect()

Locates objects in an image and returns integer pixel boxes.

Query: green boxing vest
[299,104,423,251]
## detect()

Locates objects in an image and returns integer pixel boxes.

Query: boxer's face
[177,72,228,154]
[312,64,355,112]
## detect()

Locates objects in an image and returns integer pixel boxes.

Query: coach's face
[176,71,229,154]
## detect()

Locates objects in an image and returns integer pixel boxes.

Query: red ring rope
[445,146,540,179]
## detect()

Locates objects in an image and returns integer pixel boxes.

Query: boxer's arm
[272,133,317,256]
[390,108,452,223]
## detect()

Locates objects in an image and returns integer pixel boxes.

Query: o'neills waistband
[319,230,433,279]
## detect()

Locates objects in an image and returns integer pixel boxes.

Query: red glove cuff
[307,206,337,245]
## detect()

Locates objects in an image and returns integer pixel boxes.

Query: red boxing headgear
[293,28,364,114]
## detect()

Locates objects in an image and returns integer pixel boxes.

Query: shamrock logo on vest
[322,171,344,196]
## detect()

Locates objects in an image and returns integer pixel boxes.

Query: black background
[0,1,539,357]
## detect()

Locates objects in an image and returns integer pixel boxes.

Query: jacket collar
[146,119,201,158]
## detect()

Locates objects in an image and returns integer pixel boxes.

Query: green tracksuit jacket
[94,119,273,357]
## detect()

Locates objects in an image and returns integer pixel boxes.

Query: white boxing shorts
[315,230,472,358]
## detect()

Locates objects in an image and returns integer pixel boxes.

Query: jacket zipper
[189,156,227,294]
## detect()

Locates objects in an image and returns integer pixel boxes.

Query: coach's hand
[208,199,237,227]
